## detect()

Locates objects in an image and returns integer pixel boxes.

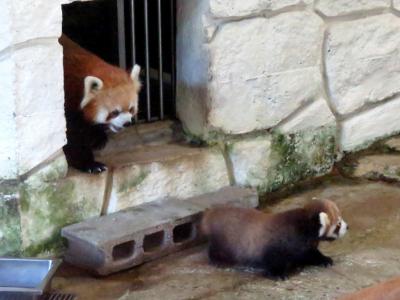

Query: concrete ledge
[61,186,258,276]
[101,144,231,213]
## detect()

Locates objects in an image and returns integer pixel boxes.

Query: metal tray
[0,258,61,295]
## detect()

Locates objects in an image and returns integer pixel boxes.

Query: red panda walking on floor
[201,200,348,279]
[60,34,141,173]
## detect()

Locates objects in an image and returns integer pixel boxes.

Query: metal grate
[116,0,177,123]
[0,293,76,300]
[62,0,177,124]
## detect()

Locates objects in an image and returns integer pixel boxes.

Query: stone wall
[0,0,69,179]
[177,0,400,191]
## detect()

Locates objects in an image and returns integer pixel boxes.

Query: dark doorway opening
[62,0,176,123]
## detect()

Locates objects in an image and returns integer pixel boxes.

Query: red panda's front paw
[85,161,108,174]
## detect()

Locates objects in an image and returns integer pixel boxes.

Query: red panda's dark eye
[129,107,135,114]
[109,110,120,118]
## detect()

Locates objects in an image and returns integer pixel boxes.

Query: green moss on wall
[118,170,150,194]
[0,196,22,256]
[262,127,336,193]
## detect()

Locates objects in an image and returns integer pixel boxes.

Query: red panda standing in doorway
[60,35,141,173]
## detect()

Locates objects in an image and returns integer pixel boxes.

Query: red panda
[201,199,348,279]
[339,277,400,300]
[60,34,141,173]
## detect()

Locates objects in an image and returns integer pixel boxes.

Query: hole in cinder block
[173,222,193,243]
[143,231,164,253]
[112,240,135,261]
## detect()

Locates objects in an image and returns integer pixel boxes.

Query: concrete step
[91,120,232,214]
[61,186,258,276]
[95,120,183,157]
[98,142,231,214]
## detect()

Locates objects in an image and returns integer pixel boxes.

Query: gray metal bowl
[0,258,61,295]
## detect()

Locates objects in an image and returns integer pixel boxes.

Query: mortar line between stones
[218,140,236,186]
[390,6,400,17]
[101,168,115,216]
[210,4,307,24]
[340,92,400,121]
[0,37,59,60]
[207,4,309,44]
[272,98,315,130]
[19,150,66,182]
[314,8,392,24]
[320,26,343,155]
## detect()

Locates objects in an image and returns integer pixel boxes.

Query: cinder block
[61,186,258,276]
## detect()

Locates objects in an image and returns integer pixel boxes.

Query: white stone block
[210,0,301,18]
[326,14,400,115]
[0,56,17,179]
[229,136,273,187]
[0,40,66,178]
[340,98,400,151]
[394,0,400,11]
[276,98,336,133]
[0,2,13,52]
[209,12,324,134]
[315,0,390,17]
[14,42,65,116]
[0,1,64,51]
[16,111,66,175]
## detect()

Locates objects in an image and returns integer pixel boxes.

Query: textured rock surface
[315,0,390,17]
[19,168,106,256]
[0,155,105,257]
[105,145,230,213]
[0,188,21,256]
[209,0,301,18]
[0,0,64,51]
[53,177,400,300]
[385,136,400,151]
[228,136,273,188]
[340,98,400,151]
[228,127,336,192]
[326,14,400,115]
[393,0,400,10]
[208,12,324,134]
[0,41,66,178]
[350,155,400,181]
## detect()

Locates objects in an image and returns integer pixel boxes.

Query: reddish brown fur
[201,200,343,278]
[201,207,274,260]
[201,200,340,255]
[60,34,140,122]
[339,277,400,300]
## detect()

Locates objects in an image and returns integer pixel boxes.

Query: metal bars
[117,0,126,70]
[157,0,164,119]
[118,0,176,123]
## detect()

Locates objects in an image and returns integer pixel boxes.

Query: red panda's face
[317,200,348,241]
[80,65,141,132]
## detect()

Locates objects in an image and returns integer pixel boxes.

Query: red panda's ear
[318,212,329,237]
[130,64,141,82]
[81,76,103,109]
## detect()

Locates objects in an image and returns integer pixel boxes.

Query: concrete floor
[51,173,400,300]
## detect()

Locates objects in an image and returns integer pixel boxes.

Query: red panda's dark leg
[63,144,107,173]
[300,248,333,267]
[64,111,108,174]
[207,238,235,267]
[261,246,296,280]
